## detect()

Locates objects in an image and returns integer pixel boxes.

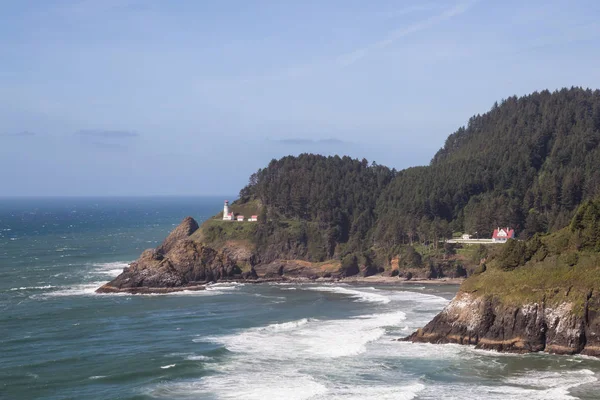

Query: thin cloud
[2,131,36,137]
[237,1,477,83]
[270,138,346,145]
[87,141,129,151]
[76,130,139,139]
[338,1,477,66]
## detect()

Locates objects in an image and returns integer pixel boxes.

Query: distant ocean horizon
[2,197,600,399]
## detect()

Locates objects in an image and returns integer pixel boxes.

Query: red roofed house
[237,215,245,222]
[248,215,258,222]
[492,227,515,243]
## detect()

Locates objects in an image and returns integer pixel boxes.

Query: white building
[237,215,245,222]
[222,200,234,221]
[492,227,515,243]
[248,215,258,222]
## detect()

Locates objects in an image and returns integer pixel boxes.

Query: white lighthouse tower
[222,200,233,221]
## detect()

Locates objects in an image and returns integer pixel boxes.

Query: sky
[2,0,600,196]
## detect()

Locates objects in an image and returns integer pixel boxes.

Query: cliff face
[406,199,600,356]
[96,217,254,293]
[406,291,600,357]
[96,217,350,293]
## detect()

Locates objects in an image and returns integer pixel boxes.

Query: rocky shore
[96,217,464,294]
[404,291,600,357]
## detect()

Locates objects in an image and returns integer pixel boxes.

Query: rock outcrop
[97,217,248,293]
[156,216,199,255]
[96,214,471,294]
[96,217,349,293]
[405,291,600,357]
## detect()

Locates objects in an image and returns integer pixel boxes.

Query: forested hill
[235,87,600,262]
[238,155,396,259]
[375,87,600,245]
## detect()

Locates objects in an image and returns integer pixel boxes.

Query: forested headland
[227,87,600,273]
[99,87,600,293]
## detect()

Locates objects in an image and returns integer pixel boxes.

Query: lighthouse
[222,200,234,221]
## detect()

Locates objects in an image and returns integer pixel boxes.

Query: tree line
[237,87,600,263]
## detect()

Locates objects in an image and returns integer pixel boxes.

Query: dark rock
[96,218,240,293]
[405,291,600,357]
[156,216,199,255]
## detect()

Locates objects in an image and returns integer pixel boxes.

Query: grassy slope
[461,226,600,315]
[190,219,258,247]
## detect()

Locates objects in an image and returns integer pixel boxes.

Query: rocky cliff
[406,199,600,356]
[96,217,364,293]
[406,291,600,357]
[96,217,255,293]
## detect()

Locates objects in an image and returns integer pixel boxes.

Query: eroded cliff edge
[97,217,254,293]
[406,199,600,356]
[406,291,600,356]
[96,216,369,293]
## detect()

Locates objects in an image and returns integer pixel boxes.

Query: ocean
[1,197,600,400]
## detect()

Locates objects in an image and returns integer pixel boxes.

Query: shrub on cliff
[497,239,527,270]
[570,199,600,251]
[398,246,423,269]
[340,254,359,277]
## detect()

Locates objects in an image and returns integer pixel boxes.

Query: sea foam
[89,261,130,278]
[204,310,406,359]
[303,285,392,304]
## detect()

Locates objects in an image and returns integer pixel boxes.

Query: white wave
[38,283,226,298]
[370,341,466,361]
[149,371,328,400]
[206,282,245,288]
[388,290,450,305]
[205,283,243,292]
[185,355,213,361]
[167,290,225,297]
[504,369,597,398]
[316,382,425,400]
[10,285,56,291]
[304,286,391,304]
[150,373,426,400]
[258,318,311,332]
[252,293,286,302]
[88,376,106,380]
[160,364,176,369]
[38,282,109,298]
[206,311,406,359]
[431,369,598,400]
[90,261,130,277]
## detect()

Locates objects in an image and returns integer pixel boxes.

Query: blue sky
[2,0,600,196]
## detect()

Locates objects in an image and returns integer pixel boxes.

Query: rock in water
[96,217,243,293]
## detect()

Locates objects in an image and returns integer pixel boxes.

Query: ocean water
[2,197,600,400]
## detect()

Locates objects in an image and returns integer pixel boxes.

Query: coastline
[96,276,464,294]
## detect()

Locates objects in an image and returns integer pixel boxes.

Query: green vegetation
[375,87,600,244]
[199,88,600,276]
[462,199,600,314]
[191,219,258,247]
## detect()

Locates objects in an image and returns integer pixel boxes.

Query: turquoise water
[2,197,600,399]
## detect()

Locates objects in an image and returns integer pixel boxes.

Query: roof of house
[492,227,515,239]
